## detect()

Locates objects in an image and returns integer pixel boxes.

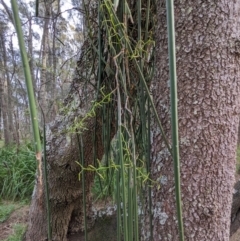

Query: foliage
[0,140,4,148]
[73,0,185,239]
[0,144,36,201]
[73,0,164,239]
[90,141,158,203]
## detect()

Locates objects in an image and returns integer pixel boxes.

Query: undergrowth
[0,140,4,148]
[0,143,36,201]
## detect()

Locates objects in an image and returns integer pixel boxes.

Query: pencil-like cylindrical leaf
[166,0,185,240]
[11,0,41,158]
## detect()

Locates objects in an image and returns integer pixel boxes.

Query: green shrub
[0,144,36,201]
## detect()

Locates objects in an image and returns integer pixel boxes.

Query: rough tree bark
[25,115,104,241]
[25,38,110,240]
[39,1,51,125]
[141,1,240,241]
[0,29,12,145]
[24,0,114,238]
[26,1,240,240]
[0,76,5,141]
[2,36,14,144]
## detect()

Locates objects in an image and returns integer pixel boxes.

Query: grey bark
[141,1,240,241]
[0,30,10,145]
[0,78,9,145]
[25,7,111,238]
[49,0,61,121]
[0,29,14,144]
[0,77,7,142]
[38,2,50,125]
[26,1,240,240]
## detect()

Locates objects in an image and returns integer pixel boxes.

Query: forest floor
[0,199,118,241]
[0,201,29,241]
[0,202,240,241]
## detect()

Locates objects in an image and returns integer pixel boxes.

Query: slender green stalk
[35,0,39,16]
[43,123,52,241]
[144,0,151,43]
[40,106,52,241]
[138,0,142,42]
[166,1,185,241]
[117,94,128,241]
[11,0,41,158]
[132,150,139,241]
[147,100,153,241]
[103,0,172,154]
[94,0,104,198]
[81,135,88,241]
[97,0,103,97]
[128,168,133,241]
[76,133,88,241]
[129,113,139,241]
[115,148,121,241]
[11,1,52,238]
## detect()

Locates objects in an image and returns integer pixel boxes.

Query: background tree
[0,0,83,144]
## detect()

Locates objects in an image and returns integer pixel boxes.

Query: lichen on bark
[145,1,240,240]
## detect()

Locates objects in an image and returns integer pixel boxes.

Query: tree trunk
[142,1,240,240]
[49,0,61,121]
[13,109,20,147]
[38,3,50,125]
[2,31,14,143]
[0,58,3,140]
[0,76,10,145]
[0,30,13,145]
[26,1,240,240]
[25,94,115,241]
[5,54,14,144]
[25,17,114,239]
[25,117,98,241]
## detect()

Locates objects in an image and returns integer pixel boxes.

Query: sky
[1,0,81,52]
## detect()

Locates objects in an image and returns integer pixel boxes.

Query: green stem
[77,133,88,241]
[40,106,52,241]
[11,0,41,156]
[11,2,54,239]
[103,0,172,154]
[166,1,185,240]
